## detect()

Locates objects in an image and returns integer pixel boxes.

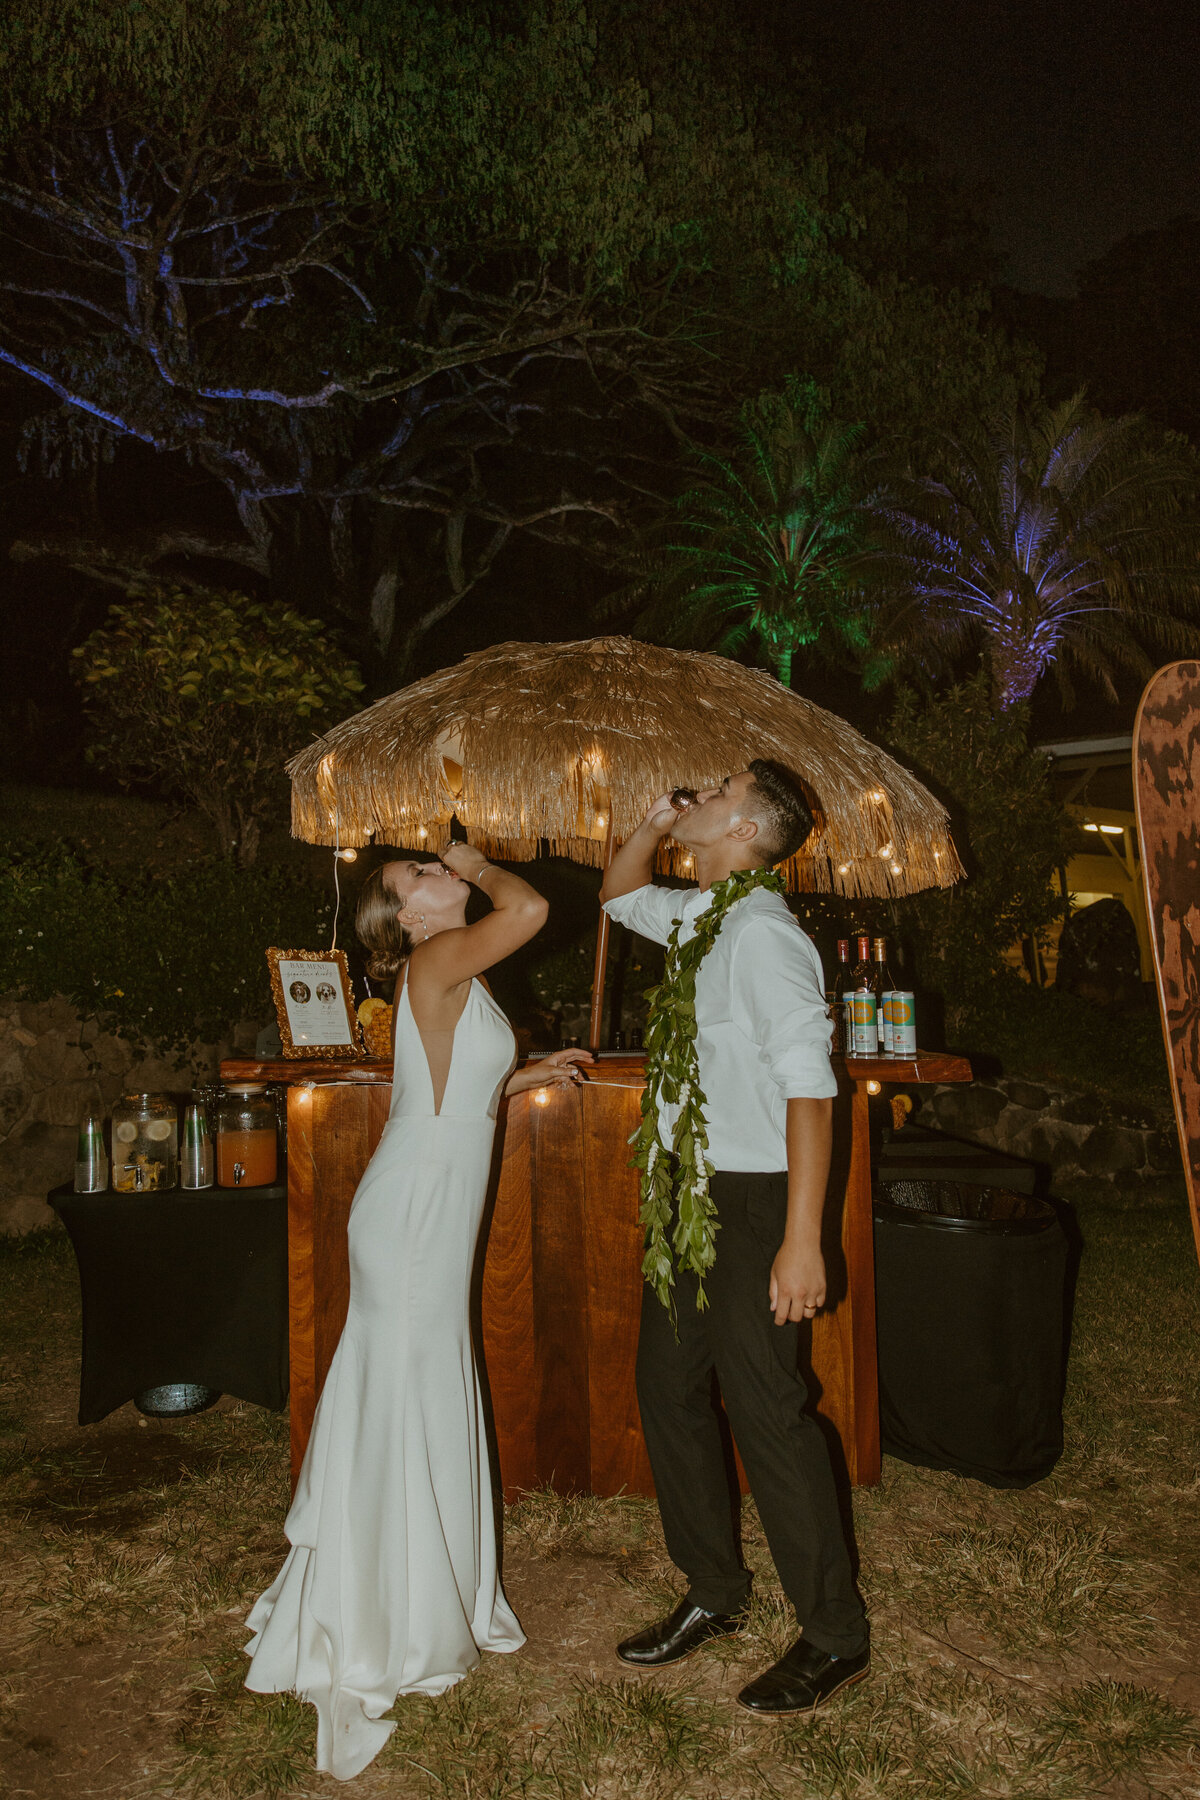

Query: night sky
[822,0,1198,294]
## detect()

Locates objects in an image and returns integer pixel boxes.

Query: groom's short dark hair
[747,758,815,864]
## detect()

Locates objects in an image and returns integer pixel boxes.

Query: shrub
[73,587,363,866]
[960,976,1171,1112]
[888,675,1070,1026]
[0,844,332,1050]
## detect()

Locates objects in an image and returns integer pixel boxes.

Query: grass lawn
[1,1187,1198,1800]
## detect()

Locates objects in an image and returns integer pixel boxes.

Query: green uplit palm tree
[877,393,1200,708]
[627,405,884,688]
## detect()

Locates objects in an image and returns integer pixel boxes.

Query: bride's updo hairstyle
[355,865,411,983]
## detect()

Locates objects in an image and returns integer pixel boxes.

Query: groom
[600,761,870,1715]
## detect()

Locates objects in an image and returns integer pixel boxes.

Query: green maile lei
[631,864,787,1319]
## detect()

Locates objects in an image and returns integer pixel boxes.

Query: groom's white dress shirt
[603,882,837,1173]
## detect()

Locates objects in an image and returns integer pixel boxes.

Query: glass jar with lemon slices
[111,1092,178,1192]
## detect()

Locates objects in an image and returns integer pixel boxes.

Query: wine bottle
[848,933,876,1057]
[872,936,897,1055]
[828,937,852,1053]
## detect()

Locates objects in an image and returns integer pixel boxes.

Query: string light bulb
[336,848,358,862]
[534,1089,550,1106]
[866,1079,882,1095]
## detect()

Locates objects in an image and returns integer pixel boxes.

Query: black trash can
[873,1181,1068,1487]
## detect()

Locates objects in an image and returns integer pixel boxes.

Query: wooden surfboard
[1133,661,1200,1266]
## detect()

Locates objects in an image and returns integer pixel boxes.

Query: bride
[244,843,590,1780]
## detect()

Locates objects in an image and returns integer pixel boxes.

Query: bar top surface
[220,1051,973,1086]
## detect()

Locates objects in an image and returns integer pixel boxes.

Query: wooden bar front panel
[256,1052,973,1496]
[479,1075,653,1500]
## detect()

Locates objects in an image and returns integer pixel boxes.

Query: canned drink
[889,991,916,1057]
[879,991,894,1056]
[850,991,877,1057]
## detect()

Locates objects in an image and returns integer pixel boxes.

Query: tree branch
[9,526,271,582]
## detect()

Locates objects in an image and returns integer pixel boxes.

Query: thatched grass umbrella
[289,637,963,1044]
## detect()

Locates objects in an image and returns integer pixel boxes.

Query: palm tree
[878,393,1200,708]
[627,405,882,688]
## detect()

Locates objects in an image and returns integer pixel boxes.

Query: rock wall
[0,995,256,1235]
[911,1074,1181,1193]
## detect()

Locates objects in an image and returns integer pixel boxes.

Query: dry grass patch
[1036,1678,1200,1787]
[770,1660,1069,1800]
[870,1509,1162,1655]
[166,1637,319,1800]
[553,1675,724,1787]
[505,1484,656,1560]
[16,1532,175,1645]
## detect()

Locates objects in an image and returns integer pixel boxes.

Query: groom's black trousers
[636,1169,869,1657]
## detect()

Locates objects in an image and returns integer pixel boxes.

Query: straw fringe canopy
[288,638,963,898]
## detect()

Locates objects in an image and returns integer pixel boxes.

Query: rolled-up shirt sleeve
[731,915,837,1100]
[602,883,688,947]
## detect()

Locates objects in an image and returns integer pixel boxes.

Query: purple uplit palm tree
[878,394,1200,708]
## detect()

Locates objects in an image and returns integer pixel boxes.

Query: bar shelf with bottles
[829,933,916,1064]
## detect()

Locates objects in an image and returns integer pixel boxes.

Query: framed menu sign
[266,947,363,1058]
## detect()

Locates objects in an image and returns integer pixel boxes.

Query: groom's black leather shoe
[737,1636,870,1715]
[616,1599,749,1667]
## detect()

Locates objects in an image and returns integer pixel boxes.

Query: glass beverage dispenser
[216,1084,278,1188]
[110,1093,178,1192]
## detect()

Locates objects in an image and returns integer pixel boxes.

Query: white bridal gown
[244,977,525,1781]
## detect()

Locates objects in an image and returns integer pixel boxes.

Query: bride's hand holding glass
[438,842,492,883]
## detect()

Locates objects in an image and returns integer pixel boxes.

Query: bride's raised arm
[415,841,548,988]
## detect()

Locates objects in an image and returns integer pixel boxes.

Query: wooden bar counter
[221,1050,971,1496]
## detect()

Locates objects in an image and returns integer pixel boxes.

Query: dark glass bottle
[829,938,852,1053]
[848,934,876,1057]
[871,936,897,1054]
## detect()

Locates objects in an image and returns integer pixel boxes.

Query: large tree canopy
[0,0,1033,681]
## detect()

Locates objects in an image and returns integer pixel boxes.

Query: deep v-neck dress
[244,977,524,1781]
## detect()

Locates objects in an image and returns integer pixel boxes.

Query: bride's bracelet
[473,860,496,884]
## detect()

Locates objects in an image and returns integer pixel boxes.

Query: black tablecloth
[874,1195,1067,1487]
[50,1182,289,1424]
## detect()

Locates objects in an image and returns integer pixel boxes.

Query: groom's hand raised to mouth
[644,793,682,832]
[600,793,681,904]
